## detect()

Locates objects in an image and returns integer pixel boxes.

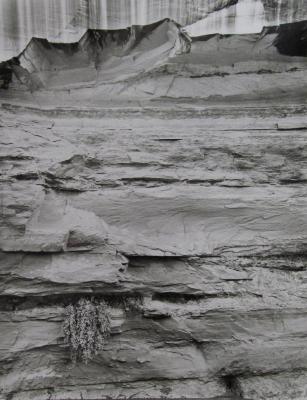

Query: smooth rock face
[184,0,307,36]
[0,0,236,61]
[1,2,307,400]
[1,0,307,61]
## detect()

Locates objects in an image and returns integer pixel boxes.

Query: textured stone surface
[0,0,236,61]
[1,3,307,400]
[184,0,307,36]
[1,103,307,398]
[1,0,307,61]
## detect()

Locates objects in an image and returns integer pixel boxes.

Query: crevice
[222,375,243,399]
[190,67,304,79]
[0,57,20,89]
[151,292,238,303]
[0,293,144,312]
[128,255,191,266]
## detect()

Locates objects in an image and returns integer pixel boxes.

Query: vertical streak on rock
[0,0,261,61]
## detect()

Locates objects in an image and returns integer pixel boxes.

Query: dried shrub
[63,298,111,364]
[123,296,144,312]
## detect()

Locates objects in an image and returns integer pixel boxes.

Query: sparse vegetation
[123,295,144,312]
[63,298,111,364]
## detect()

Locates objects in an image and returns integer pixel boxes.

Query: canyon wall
[0,0,235,61]
[1,0,307,61]
[1,1,307,400]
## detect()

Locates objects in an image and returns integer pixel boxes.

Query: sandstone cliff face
[184,0,307,36]
[0,0,236,61]
[1,2,307,400]
[1,0,307,61]
[2,106,307,400]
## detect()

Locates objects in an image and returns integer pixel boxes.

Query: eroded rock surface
[1,105,307,399]
[0,0,236,61]
[1,0,307,62]
[1,3,307,400]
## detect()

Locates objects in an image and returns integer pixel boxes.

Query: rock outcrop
[0,0,236,62]
[184,0,307,36]
[1,0,307,61]
[1,1,307,400]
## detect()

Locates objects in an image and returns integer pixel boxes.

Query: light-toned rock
[237,371,307,400]
[0,0,236,61]
[184,0,307,36]
[1,0,307,62]
[1,3,307,399]
[1,104,307,399]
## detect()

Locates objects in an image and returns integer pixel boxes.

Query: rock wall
[1,0,307,61]
[1,2,307,400]
[185,0,307,36]
[2,103,307,400]
[0,0,236,61]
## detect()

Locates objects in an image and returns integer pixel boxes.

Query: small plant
[63,298,111,364]
[123,295,144,312]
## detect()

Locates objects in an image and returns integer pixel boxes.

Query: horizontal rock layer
[1,5,307,400]
[1,101,307,399]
